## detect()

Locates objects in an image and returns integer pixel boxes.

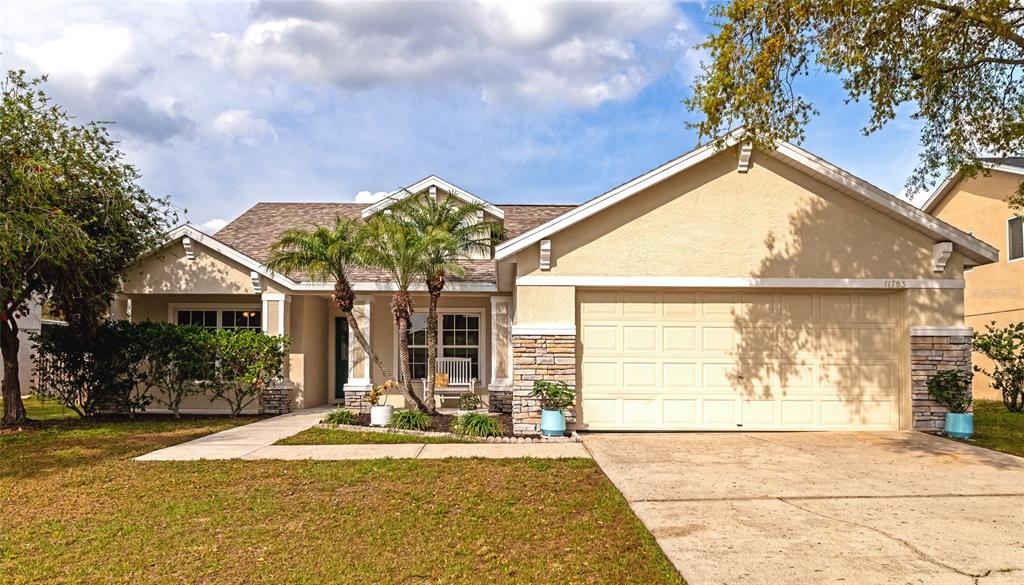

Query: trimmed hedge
[33,320,289,417]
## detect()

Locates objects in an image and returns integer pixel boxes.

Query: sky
[1,1,929,233]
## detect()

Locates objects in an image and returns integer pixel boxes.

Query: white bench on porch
[421,357,476,406]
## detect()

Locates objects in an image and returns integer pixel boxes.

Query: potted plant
[367,380,397,427]
[530,380,575,437]
[456,392,483,416]
[927,369,974,439]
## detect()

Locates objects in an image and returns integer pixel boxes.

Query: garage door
[578,290,901,430]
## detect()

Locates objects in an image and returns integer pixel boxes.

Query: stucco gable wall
[122,240,259,295]
[517,150,958,281]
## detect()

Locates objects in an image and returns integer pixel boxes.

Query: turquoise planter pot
[540,409,566,437]
[945,412,974,439]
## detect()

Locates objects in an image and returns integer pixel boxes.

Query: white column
[346,295,373,391]
[489,295,513,389]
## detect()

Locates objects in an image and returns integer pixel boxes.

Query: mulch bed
[349,411,515,436]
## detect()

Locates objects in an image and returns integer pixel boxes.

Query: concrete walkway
[136,407,589,461]
[584,431,1024,585]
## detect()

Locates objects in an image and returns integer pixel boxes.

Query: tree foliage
[1,70,174,424]
[390,192,503,411]
[973,321,1024,412]
[687,1,1024,210]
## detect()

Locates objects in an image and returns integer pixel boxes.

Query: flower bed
[317,411,580,443]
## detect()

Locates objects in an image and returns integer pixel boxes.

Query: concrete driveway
[583,431,1024,585]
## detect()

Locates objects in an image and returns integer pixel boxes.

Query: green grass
[276,426,470,445]
[958,399,1024,457]
[1,417,683,584]
[0,395,78,421]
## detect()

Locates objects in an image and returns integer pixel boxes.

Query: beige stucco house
[116,134,999,434]
[922,159,1024,400]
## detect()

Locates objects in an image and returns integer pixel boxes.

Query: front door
[334,317,348,400]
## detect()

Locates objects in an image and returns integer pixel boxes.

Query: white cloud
[197,218,228,234]
[15,23,135,90]
[211,109,277,146]
[354,190,389,203]
[216,0,692,108]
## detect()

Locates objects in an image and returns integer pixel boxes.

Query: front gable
[515,149,971,281]
[121,231,269,295]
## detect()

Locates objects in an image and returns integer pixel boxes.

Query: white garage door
[578,290,901,430]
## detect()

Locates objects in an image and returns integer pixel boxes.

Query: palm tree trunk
[1,315,27,425]
[424,291,439,413]
[392,291,428,412]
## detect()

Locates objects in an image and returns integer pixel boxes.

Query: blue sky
[1,1,928,232]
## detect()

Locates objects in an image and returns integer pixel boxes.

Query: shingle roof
[981,157,1024,169]
[211,201,576,283]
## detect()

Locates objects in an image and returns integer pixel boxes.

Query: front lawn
[1,417,683,584]
[276,426,470,445]
[959,399,1024,457]
[0,395,78,421]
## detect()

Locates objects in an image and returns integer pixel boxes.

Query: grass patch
[956,399,1024,457]
[276,426,469,445]
[1,417,683,584]
[0,395,78,421]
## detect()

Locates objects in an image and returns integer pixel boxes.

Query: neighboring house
[116,133,998,434]
[921,158,1024,400]
[0,300,42,397]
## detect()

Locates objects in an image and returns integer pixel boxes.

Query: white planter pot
[370,405,394,426]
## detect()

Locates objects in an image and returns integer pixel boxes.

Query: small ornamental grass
[451,413,503,438]
[389,409,432,431]
[322,407,357,426]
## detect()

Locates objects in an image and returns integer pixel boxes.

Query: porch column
[261,292,295,415]
[344,295,374,410]
[489,296,513,413]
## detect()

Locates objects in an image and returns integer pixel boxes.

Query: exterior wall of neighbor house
[1,300,43,396]
[928,171,1024,400]
[509,149,970,434]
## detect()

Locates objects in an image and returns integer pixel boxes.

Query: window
[222,310,261,330]
[406,312,481,380]
[1009,217,1024,261]
[176,309,261,330]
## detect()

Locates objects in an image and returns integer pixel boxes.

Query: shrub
[530,380,575,410]
[389,409,432,431]
[457,392,482,411]
[973,321,1024,412]
[323,407,357,425]
[33,321,289,417]
[203,329,289,416]
[927,369,973,414]
[451,413,503,437]
[33,320,152,417]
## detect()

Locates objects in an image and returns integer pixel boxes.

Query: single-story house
[115,132,999,434]
[920,158,1024,400]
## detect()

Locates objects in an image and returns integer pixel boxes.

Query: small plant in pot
[456,392,483,416]
[367,380,397,427]
[927,369,974,439]
[530,380,575,437]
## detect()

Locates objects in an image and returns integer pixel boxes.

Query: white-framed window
[1009,216,1023,262]
[406,312,481,380]
[173,307,262,330]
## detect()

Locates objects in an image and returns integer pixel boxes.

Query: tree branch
[939,56,1024,73]
[918,0,1024,50]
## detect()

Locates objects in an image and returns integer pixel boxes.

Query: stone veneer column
[511,334,576,435]
[261,384,294,415]
[910,326,973,433]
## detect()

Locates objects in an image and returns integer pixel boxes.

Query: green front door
[334,317,348,400]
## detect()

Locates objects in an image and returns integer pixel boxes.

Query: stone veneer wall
[260,383,294,415]
[511,335,576,435]
[344,387,370,411]
[489,387,512,414]
[910,329,973,433]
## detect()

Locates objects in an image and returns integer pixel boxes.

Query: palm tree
[393,193,503,411]
[359,213,431,411]
[266,217,395,384]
